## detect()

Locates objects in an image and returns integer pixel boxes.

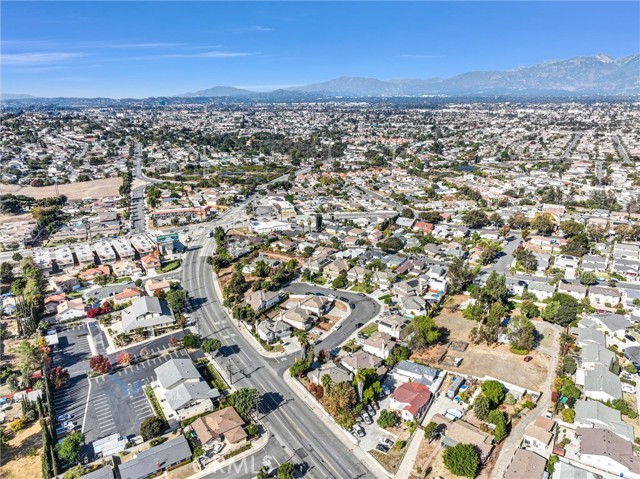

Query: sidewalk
[394,429,423,479]
[283,369,391,478]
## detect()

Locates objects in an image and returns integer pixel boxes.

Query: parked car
[56,414,72,422]
[362,412,373,425]
[340,296,348,302]
[378,437,394,447]
[366,404,376,416]
[333,324,342,331]
[328,294,337,299]
[210,442,225,454]
[352,424,365,438]
[376,443,390,453]
[626,334,637,342]
[622,383,636,394]
[61,421,75,430]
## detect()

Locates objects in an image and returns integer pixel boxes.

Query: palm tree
[355,369,366,403]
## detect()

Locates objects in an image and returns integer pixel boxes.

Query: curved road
[181,229,376,478]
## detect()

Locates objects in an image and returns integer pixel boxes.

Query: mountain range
[178,53,639,98]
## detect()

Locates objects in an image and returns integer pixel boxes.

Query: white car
[622,384,636,394]
[210,442,225,454]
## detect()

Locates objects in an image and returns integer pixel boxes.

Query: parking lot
[83,348,193,443]
[51,324,93,438]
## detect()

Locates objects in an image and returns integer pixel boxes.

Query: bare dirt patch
[432,299,549,391]
[1,178,122,200]
[0,421,43,479]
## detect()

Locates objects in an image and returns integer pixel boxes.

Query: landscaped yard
[359,323,378,338]
[159,259,182,273]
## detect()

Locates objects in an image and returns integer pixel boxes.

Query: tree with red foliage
[89,354,111,374]
[116,351,131,366]
[49,366,70,389]
[86,307,100,318]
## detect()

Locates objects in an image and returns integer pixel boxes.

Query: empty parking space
[83,349,191,443]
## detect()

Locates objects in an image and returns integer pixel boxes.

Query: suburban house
[576,428,640,479]
[574,400,634,442]
[389,382,433,421]
[323,259,349,280]
[505,278,527,296]
[56,298,86,322]
[256,320,291,344]
[140,253,162,273]
[362,331,396,359]
[580,343,616,371]
[584,313,631,339]
[503,449,548,479]
[247,290,282,312]
[308,361,352,386]
[145,278,171,296]
[154,358,220,421]
[280,308,314,331]
[432,414,494,464]
[393,360,439,386]
[399,296,427,317]
[297,295,333,315]
[121,296,175,333]
[528,281,556,301]
[111,287,144,306]
[573,321,607,348]
[582,363,622,402]
[378,315,410,339]
[117,435,192,479]
[49,274,80,293]
[558,281,587,300]
[112,260,138,278]
[340,350,384,374]
[78,265,111,282]
[522,416,555,458]
[393,278,428,297]
[347,266,370,283]
[191,406,247,450]
[588,286,621,307]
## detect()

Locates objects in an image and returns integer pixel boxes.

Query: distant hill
[0,93,36,100]
[180,53,639,98]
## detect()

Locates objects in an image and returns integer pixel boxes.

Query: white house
[362,331,396,359]
[522,416,555,459]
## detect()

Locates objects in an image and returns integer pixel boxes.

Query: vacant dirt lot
[0,421,43,479]
[2,177,122,200]
[431,296,552,392]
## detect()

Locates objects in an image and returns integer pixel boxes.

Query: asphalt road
[283,283,381,355]
[182,214,375,478]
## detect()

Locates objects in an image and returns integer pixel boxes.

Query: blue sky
[1,1,638,98]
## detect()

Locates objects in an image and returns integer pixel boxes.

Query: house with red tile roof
[390,382,433,421]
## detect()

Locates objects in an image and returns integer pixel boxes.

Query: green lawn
[159,260,181,273]
[359,323,378,337]
[350,283,375,294]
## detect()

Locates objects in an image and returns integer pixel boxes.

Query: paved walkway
[394,429,423,479]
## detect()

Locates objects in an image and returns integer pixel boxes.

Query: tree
[520,300,540,319]
[508,213,529,230]
[228,387,261,420]
[12,252,23,263]
[254,260,270,278]
[182,333,202,349]
[201,338,222,354]
[16,340,43,384]
[473,395,491,421]
[277,462,295,479]
[442,443,480,478]
[462,210,489,229]
[386,345,410,367]
[321,381,358,428]
[57,432,84,464]
[481,380,505,408]
[139,416,166,440]
[542,293,579,326]
[561,408,575,423]
[115,351,131,366]
[377,409,399,429]
[63,465,85,479]
[331,272,349,289]
[507,315,535,351]
[49,366,69,389]
[579,271,598,286]
[447,257,475,294]
[463,301,485,322]
[474,271,508,306]
[513,247,538,273]
[0,262,14,284]
[478,241,502,265]
[530,212,555,235]
[227,270,248,296]
[407,315,441,349]
[378,236,404,253]
[424,421,438,441]
[166,289,188,316]
[89,355,111,375]
[560,220,584,237]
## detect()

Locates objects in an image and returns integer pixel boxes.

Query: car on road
[56,414,72,422]
[362,412,373,425]
[378,437,394,447]
[352,424,365,438]
[306,291,316,295]
[333,324,342,331]
[358,293,366,297]
[340,296,348,302]
[376,443,390,453]
[328,294,337,299]
[626,334,637,342]
[350,302,356,309]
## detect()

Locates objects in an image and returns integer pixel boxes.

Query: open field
[0,421,43,479]
[1,177,122,200]
[428,296,551,391]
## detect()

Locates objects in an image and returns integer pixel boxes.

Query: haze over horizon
[1,1,639,98]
